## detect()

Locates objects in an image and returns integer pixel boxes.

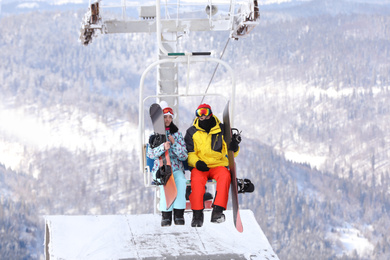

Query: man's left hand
[229,138,239,152]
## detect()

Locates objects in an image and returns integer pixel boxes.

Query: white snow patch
[45,210,279,260]
[284,150,326,169]
[51,0,84,5]
[327,224,374,258]
[17,3,39,9]
[258,0,309,5]
[339,229,372,254]
[0,103,138,176]
[0,140,25,172]
[0,105,137,152]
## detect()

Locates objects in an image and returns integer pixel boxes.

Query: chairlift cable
[199,37,231,105]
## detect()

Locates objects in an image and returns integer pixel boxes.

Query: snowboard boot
[191,209,204,227]
[161,211,172,227]
[204,192,213,201]
[211,205,226,223]
[173,209,185,225]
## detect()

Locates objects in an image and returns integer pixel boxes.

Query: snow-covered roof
[45,209,278,259]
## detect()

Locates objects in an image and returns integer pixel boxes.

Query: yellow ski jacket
[184,115,239,169]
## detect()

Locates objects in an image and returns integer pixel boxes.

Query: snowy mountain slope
[226,3,390,182]
[260,0,390,21]
[235,79,390,180]
[0,1,390,259]
[233,136,385,259]
[0,100,138,177]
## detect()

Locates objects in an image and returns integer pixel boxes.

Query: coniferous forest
[1,1,390,259]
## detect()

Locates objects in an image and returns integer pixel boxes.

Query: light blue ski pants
[159,169,187,212]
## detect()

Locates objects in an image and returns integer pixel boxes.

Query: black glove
[229,128,241,152]
[229,138,239,152]
[196,160,210,172]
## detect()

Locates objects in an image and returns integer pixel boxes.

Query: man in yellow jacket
[185,104,240,227]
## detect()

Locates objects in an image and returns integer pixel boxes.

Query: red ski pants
[189,166,231,210]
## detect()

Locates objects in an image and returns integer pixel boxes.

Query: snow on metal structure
[79,0,260,45]
[44,210,279,260]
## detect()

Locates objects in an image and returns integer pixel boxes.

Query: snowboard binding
[149,133,167,149]
[237,178,254,193]
[154,165,172,185]
[231,128,242,144]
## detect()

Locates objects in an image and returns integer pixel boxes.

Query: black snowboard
[223,101,243,233]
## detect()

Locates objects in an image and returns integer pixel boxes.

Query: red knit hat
[195,103,213,117]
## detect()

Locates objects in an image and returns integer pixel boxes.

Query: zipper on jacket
[213,134,219,150]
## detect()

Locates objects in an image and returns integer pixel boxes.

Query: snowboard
[223,101,243,233]
[149,103,177,210]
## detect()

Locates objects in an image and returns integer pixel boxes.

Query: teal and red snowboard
[149,103,177,210]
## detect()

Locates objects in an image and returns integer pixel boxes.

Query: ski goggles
[195,107,212,117]
[163,107,174,116]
